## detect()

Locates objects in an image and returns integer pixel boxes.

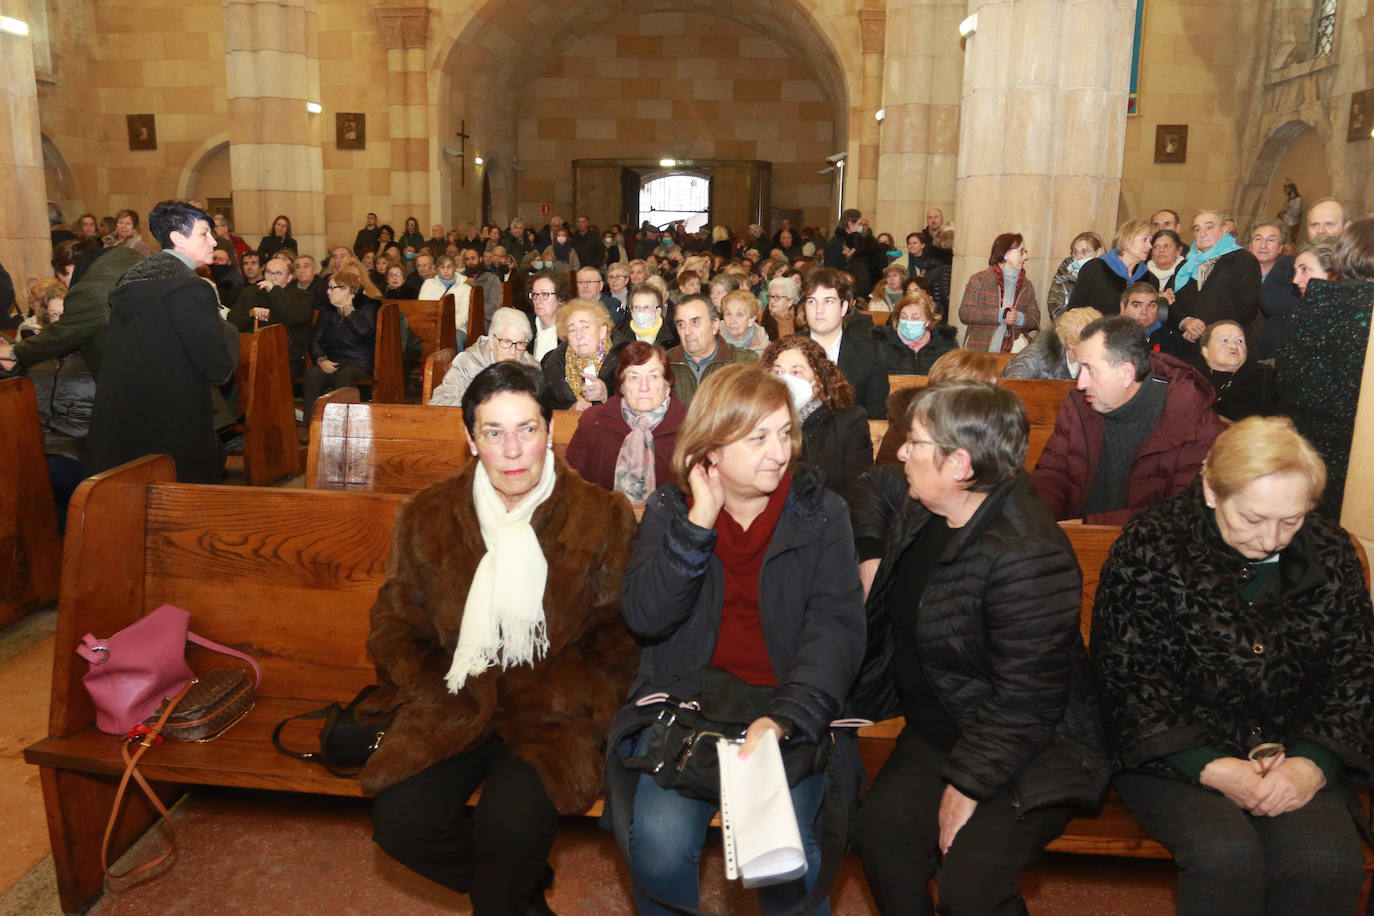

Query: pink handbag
[76,603,262,735]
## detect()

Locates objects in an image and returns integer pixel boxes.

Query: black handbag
[621,667,830,803]
[271,685,390,777]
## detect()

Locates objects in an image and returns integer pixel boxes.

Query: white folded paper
[716,730,807,889]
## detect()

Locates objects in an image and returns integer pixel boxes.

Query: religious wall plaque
[338,113,366,150]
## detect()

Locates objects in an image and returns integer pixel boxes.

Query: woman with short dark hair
[302,264,379,419]
[957,232,1040,352]
[1091,416,1373,915]
[365,361,638,915]
[849,381,1108,914]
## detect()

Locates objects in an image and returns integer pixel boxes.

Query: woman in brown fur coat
[362,361,638,915]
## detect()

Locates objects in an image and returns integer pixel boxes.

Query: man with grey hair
[500,217,529,264]
[428,307,539,406]
[665,294,757,406]
[1170,209,1260,344]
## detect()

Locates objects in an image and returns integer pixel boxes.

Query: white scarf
[444,453,558,693]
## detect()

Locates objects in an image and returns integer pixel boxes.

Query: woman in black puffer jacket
[848,381,1108,916]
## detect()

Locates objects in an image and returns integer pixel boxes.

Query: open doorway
[639,173,710,233]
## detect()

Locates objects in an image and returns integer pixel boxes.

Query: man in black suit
[802,267,888,419]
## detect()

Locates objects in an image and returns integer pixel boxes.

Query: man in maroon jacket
[1032,315,1225,524]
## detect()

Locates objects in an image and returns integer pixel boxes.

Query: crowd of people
[3,194,1374,914]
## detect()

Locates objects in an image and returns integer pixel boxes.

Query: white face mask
[631,311,657,330]
[777,371,815,409]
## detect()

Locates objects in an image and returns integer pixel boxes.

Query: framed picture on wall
[337,113,365,150]
[1347,89,1373,142]
[127,114,157,151]
[1154,124,1188,163]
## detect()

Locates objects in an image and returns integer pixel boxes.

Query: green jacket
[666,336,758,407]
[14,246,142,381]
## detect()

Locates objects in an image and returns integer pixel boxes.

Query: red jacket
[564,394,687,495]
[1031,352,1224,524]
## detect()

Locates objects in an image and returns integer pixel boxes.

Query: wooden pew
[24,460,1373,913]
[233,324,300,486]
[866,419,888,461]
[392,293,457,359]
[359,301,405,404]
[0,377,62,626]
[878,376,1073,471]
[465,286,486,350]
[304,403,585,491]
[422,347,457,404]
[24,456,401,914]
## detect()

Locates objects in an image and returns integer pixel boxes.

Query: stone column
[0,0,50,302]
[874,0,964,238]
[950,0,1135,331]
[1341,321,1374,561]
[853,10,886,218]
[375,4,430,233]
[223,0,326,259]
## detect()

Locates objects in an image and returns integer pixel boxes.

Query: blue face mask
[532,261,544,270]
[1071,257,1089,271]
[404,252,415,261]
[899,319,927,340]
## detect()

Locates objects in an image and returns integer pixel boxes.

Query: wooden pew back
[392,294,457,359]
[305,403,584,491]
[238,324,300,485]
[422,348,457,404]
[465,286,485,349]
[0,377,62,626]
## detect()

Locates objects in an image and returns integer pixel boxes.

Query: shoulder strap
[101,681,192,879]
[187,630,262,686]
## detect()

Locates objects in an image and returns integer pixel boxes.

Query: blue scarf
[1101,249,1148,283]
[1173,233,1241,290]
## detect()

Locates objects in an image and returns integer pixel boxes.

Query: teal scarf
[1173,233,1241,290]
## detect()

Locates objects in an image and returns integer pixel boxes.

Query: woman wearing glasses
[365,361,639,915]
[1091,417,1374,915]
[429,307,540,406]
[848,381,1107,914]
[957,232,1041,352]
[301,263,379,420]
[527,269,570,362]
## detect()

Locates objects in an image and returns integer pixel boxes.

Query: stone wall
[511,13,837,233]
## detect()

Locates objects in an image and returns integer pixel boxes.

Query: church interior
[2,0,1374,911]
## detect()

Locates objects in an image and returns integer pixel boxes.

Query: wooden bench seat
[25,460,1372,913]
[391,294,457,360]
[0,376,62,626]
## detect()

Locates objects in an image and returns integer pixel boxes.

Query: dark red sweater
[708,471,791,686]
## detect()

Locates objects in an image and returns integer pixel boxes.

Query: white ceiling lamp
[0,17,29,35]
[959,13,978,38]
[306,101,322,114]
[660,158,676,167]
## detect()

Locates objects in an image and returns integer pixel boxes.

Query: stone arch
[1234,119,1329,235]
[176,133,231,201]
[432,0,853,223]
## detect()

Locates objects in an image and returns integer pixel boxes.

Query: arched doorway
[41,135,79,219]
[639,171,711,232]
[1236,120,1330,236]
[436,0,852,232]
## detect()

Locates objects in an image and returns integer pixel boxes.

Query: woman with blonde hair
[719,288,770,355]
[1067,218,1157,314]
[869,263,909,311]
[1093,416,1373,915]
[1002,305,1102,380]
[540,298,616,410]
[608,364,865,916]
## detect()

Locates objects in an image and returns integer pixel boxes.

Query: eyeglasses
[768,295,794,302]
[529,291,557,300]
[476,424,541,445]
[326,284,347,291]
[492,336,529,351]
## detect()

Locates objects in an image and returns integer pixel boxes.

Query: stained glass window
[1315,0,1336,57]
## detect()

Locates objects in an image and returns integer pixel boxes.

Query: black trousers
[371,735,558,916]
[301,363,370,421]
[1116,771,1365,916]
[855,727,1073,915]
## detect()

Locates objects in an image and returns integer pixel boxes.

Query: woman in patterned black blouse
[1091,416,1374,916]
